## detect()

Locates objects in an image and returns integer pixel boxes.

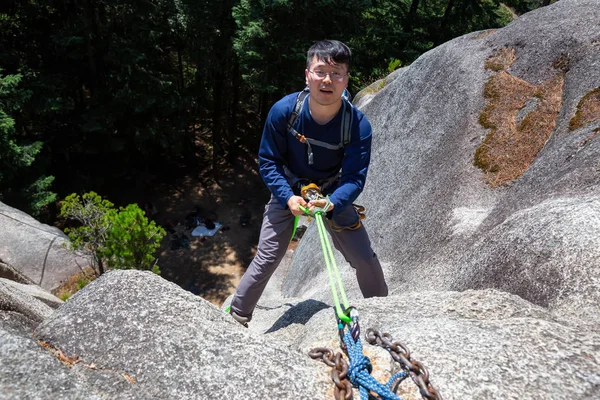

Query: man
[229,40,388,326]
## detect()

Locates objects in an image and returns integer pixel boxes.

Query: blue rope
[343,331,407,400]
[386,371,409,391]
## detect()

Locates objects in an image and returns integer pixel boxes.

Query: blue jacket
[258,92,372,215]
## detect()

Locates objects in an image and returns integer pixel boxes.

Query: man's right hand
[287,195,308,216]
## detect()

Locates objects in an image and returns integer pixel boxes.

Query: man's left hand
[307,198,333,214]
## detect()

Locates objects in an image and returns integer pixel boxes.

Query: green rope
[290,215,299,242]
[300,205,351,323]
[316,213,350,310]
[228,203,351,323]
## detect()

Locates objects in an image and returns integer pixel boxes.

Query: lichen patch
[569,87,600,131]
[485,48,516,72]
[476,71,564,187]
[473,30,497,40]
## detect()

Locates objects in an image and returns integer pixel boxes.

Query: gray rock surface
[0,278,55,323]
[0,259,35,285]
[251,290,600,400]
[0,312,101,400]
[0,278,64,309]
[353,67,407,109]
[290,0,600,325]
[0,201,90,292]
[35,270,329,400]
[0,282,94,400]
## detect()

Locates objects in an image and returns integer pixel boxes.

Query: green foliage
[1,0,195,208]
[60,192,165,275]
[0,73,35,165]
[233,0,371,102]
[232,0,526,99]
[388,59,402,73]
[0,72,55,215]
[103,204,165,274]
[502,0,545,15]
[77,276,91,290]
[61,192,115,275]
[23,176,57,216]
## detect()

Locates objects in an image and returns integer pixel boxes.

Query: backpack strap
[287,88,310,142]
[339,97,353,147]
[288,88,354,165]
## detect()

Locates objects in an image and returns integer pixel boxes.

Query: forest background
[0,0,549,220]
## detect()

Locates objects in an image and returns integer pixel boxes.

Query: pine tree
[60,192,166,275]
[0,72,56,215]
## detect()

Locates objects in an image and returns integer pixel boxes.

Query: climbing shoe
[230,310,249,328]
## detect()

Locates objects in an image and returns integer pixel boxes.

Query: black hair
[306,40,351,70]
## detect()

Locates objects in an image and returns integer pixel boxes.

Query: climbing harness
[287,87,354,165]
[301,184,443,400]
[329,204,366,232]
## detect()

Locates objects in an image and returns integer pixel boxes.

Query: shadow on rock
[265,299,330,333]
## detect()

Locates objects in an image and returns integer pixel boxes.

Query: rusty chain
[365,329,444,400]
[308,347,353,400]
[310,330,444,400]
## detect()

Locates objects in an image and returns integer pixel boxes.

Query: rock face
[0,278,96,400]
[0,278,64,309]
[34,270,329,400]
[0,278,55,323]
[0,201,89,292]
[252,290,600,400]
[1,1,600,399]
[3,269,598,400]
[1,311,100,400]
[289,0,600,326]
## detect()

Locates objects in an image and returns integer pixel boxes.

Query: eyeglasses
[308,69,348,81]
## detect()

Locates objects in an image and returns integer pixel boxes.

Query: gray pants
[230,195,388,320]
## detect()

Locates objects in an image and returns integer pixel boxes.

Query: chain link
[365,329,444,400]
[309,348,353,400]
[310,328,444,400]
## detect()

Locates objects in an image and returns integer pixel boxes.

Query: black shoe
[230,310,249,328]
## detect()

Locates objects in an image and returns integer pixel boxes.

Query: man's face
[305,56,349,107]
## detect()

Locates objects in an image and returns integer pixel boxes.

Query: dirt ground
[54,147,305,306]
[141,161,274,306]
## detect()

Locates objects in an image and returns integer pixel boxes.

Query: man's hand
[308,198,334,214]
[287,195,308,216]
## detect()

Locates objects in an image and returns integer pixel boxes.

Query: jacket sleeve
[328,113,372,215]
[258,101,295,208]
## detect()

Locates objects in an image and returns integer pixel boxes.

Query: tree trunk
[436,0,455,46]
[97,256,105,275]
[177,49,184,91]
[212,70,224,175]
[83,0,98,93]
[405,0,420,32]
[228,59,240,163]
[259,90,270,128]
